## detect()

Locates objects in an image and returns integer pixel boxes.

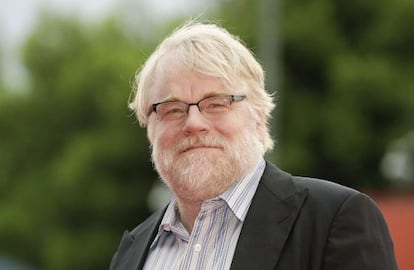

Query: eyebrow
[157,90,228,103]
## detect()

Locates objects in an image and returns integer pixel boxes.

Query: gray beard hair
[151,129,264,201]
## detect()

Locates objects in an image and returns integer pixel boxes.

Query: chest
[144,202,243,270]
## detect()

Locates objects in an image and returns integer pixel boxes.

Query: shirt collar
[219,158,265,221]
[154,158,266,241]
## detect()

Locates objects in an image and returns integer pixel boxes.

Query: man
[110,21,398,270]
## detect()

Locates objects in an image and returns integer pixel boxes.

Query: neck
[176,198,203,233]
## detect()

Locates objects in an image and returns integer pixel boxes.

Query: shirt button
[194,244,202,252]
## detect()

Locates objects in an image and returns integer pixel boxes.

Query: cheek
[217,112,258,139]
[158,132,176,149]
[148,122,179,148]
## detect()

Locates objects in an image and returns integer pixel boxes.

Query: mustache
[173,135,228,153]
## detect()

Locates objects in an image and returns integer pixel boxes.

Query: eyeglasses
[151,94,246,121]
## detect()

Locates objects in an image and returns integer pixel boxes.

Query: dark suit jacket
[110,162,398,270]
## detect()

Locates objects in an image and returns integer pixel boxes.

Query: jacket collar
[230,161,308,269]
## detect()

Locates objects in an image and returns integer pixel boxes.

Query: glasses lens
[157,102,187,120]
[200,96,231,114]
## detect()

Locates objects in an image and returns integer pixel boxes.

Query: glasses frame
[151,94,246,120]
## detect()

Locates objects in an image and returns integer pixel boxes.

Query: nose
[182,105,210,135]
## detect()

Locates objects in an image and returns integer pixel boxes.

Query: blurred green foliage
[220,0,414,187]
[0,14,156,269]
[0,0,413,269]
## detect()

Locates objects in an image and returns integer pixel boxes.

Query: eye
[203,97,230,112]
[165,107,186,114]
[209,102,227,108]
[158,102,187,120]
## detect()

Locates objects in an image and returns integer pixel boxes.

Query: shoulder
[294,175,380,216]
[292,175,360,201]
[260,162,397,269]
[262,161,376,213]
[262,161,360,197]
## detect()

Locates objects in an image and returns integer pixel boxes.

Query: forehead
[149,53,229,102]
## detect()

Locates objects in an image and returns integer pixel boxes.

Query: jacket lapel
[111,209,165,270]
[230,162,308,270]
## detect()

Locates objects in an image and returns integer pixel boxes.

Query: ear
[147,121,155,145]
[251,110,267,145]
[256,121,267,144]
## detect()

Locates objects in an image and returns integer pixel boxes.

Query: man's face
[146,56,264,201]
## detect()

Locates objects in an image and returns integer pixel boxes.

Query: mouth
[181,145,221,153]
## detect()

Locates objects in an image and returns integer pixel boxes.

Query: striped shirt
[143,158,266,270]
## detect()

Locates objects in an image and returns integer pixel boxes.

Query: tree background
[0,0,413,269]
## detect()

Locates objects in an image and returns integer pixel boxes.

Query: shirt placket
[180,200,224,270]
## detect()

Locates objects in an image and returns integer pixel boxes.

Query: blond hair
[130,20,276,152]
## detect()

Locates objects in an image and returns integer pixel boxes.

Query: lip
[181,145,220,153]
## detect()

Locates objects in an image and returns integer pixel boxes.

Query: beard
[151,129,264,202]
